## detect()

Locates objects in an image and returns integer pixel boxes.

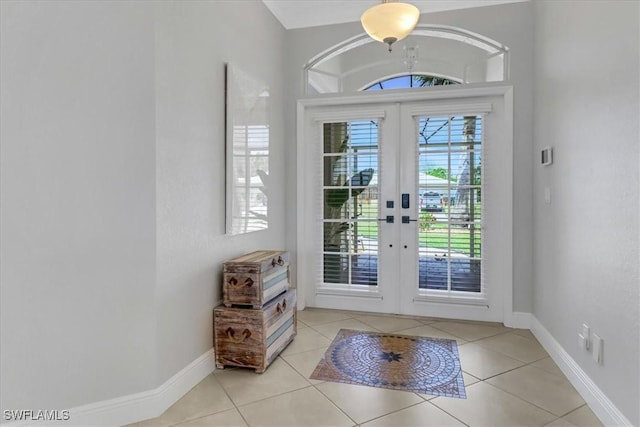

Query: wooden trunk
[214,289,297,373]
[223,250,290,308]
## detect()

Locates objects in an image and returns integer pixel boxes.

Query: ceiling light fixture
[360,0,420,52]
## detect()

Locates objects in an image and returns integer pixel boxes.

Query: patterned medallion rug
[310,329,466,398]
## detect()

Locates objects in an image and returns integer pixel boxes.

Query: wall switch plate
[578,334,586,350]
[582,324,590,350]
[593,333,603,364]
[541,147,553,166]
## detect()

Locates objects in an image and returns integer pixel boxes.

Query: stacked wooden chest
[214,250,296,373]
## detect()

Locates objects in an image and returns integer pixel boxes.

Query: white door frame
[296,84,514,323]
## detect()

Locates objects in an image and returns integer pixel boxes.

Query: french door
[297,89,512,322]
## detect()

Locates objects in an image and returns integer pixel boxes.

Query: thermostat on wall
[541,147,553,166]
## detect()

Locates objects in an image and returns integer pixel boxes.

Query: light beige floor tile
[281,347,329,384]
[362,401,466,426]
[172,408,248,426]
[545,418,578,426]
[487,365,584,416]
[136,374,234,426]
[297,308,353,326]
[431,381,556,426]
[474,332,548,363]
[463,371,481,386]
[416,316,442,325]
[457,343,525,379]
[238,386,354,427]
[355,315,423,332]
[280,326,332,356]
[345,311,419,320]
[531,357,565,377]
[297,319,309,329]
[214,357,310,406]
[395,324,468,345]
[416,371,479,400]
[513,328,537,341]
[311,318,380,339]
[430,321,510,341]
[561,405,603,427]
[315,382,423,424]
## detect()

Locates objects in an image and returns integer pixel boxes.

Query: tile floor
[128,308,603,427]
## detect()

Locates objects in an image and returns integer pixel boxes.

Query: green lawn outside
[352,200,481,256]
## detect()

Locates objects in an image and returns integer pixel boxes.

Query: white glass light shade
[361,2,420,50]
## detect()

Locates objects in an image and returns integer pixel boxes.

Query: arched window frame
[304,25,509,95]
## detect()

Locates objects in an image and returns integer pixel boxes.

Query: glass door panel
[416,115,483,294]
[322,121,380,288]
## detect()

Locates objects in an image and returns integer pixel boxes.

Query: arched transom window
[304,26,508,95]
[363,74,460,91]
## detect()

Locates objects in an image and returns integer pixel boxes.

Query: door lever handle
[402,216,417,224]
[378,216,394,223]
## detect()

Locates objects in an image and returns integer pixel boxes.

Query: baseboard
[530,317,633,427]
[504,311,532,329]
[5,349,218,427]
[70,348,215,426]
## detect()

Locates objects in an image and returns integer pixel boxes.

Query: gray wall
[154,0,287,386]
[1,0,286,412]
[0,0,158,410]
[285,2,535,313]
[532,1,639,424]
[3,0,638,424]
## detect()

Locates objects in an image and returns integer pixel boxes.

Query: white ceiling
[262,0,528,30]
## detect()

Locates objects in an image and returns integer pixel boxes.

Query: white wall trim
[74,349,215,426]
[2,350,216,426]
[505,311,532,329]
[531,317,632,427]
[501,86,514,326]
[298,82,514,108]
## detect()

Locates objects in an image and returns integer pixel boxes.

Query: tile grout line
[431,326,513,343]
[276,354,361,425]
[213,357,317,426]
[428,381,553,427]
[211,371,252,427]
[423,399,472,427]
[350,399,441,426]
[309,380,360,426]
[472,378,574,420]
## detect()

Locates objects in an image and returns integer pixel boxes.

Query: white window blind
[322,120,380,287]
[417,115,483,294]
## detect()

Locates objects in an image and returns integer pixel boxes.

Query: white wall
[0,0,287,416]
[154,0,287,384]
[0,0,157,410]
[285,1,535,313]
[532,1,640,425]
